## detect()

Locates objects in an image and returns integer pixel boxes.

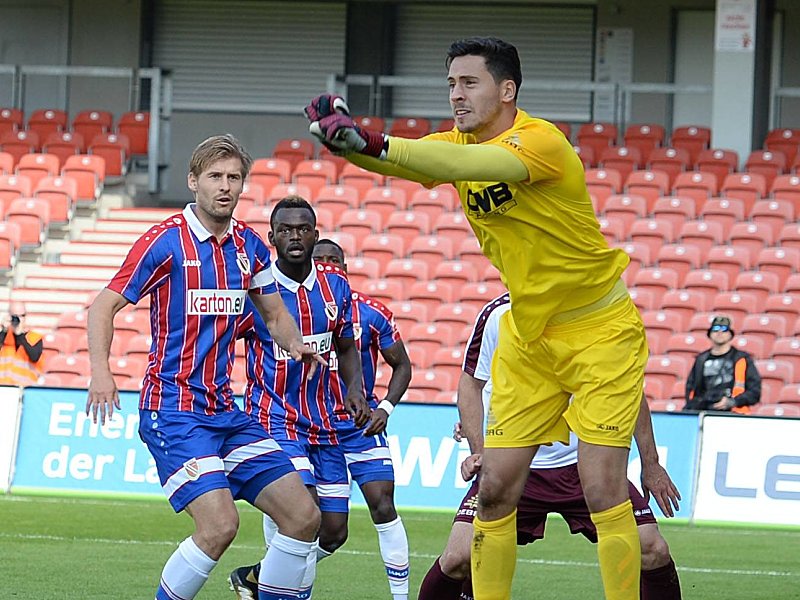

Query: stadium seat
[359,233,405,270]
[695,148,738,183]
[340,163,385,198]
[665,333,708,364]
[624,170,670,212]
[240,181,267,206]
[407,280,455,312]
[745,150,787,188]
[409,368,453,395]
[337,208,383,241]
[353,116,385,132]
[755,403,800,417]
[385,210,431,246]
[649,399,684,413]
[6,197,49,248]
[629,219,675,257]
[599,146,642,182]
[292,159,338,199]
[389,117,431,139]
[408,235,456,270]
[661,289,712,329]
[267,183,312,204]
[436,118,455,133]
[764,293,800,325]
[645,354,689,392]
[115,310,150,335]
[778,223,800,250]
[361,278,404,305]
[16,153,60,190]
[61,154,105,201]
[272,138,314,170]
[406,323,458,356]
[109,356,146,380]
[623,124,665,161]
[362,186,407,224]
[460,281,506,311]
[27,109,67,140]
[734,271,781,305]
[0,151,12,175]
[678,220,723,261]
[46,354,91,378]
[684,268,729,296]
[315,184,360,214]
[706,246,752,284]
[576,122,617,159]
[628,288,658,311]
[72,110,113,142]
[647,147,691,187]
[116,111,150,155]
[672,171,718,209]
[584,168,622,211]
[749,199,794,238]
[756,359,794,404]
[433,260,478,287]
[345,256,380,288]
[553,121,571,139]
[770,174,800,211]
[729,222,773,263]
[34,175,76,225]
[385,176,425,199]
[764,128,800,165]
[124,334,152,362]
[603,194,647,232]
[712,291,760,324]
[43,131,84,166]
[687,312,715,336]
[644,378,666,402]
[41,330,76,363]
[732,335,767,360]
[409,187,458,223]
[698,197,745,237]
[756,247,800,288]
[0,173,33,207]
[243,205,273,229]
[0,130,40,167]
[316,146,348,179]
[388,302,430,336]
[632,267,679,303]
[0,108,23,136]
[431,346,466,383]
[598,216,625,244]
[0,221,21,265]
[433,303,480,329]
[249,157,291,197]
[777,384,800,406]
[457,236,485,262]
[741,313,789,354]
[721,172,767,214]
[384,258,430,287]
[572,144,595,169]
[433,212,472,244]
[642,309,681,354]
[788,273,800,295]
[616,241,652,272]
[670,125,711,164]
[651,196,696,233]
[771,337,800,378]
[656,244,701,285]
[89,133,129,177]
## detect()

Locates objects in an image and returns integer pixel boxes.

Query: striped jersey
[464,292,578,469]
[330,292,401,415]
[107,204,276,414]
[240,260,354,444]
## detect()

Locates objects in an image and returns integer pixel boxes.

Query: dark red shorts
[454,463,656,545]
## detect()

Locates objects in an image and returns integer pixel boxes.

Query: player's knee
[196,512,239,556]
[476,472,515,513]
[640,532,671,571]
[319,520,348,553]
[279,498,320,541]
[368,490,397,523]
[439,546,471,580]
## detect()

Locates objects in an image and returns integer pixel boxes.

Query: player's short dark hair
[189,133,253,178]
[270,195,316,229]
[446,37,522,100]
[315,238,345,259]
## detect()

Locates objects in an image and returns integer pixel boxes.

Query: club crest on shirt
[353,323,363,340]
[325,301,338,321]
[183,458,200,481]
[236,252,251,275]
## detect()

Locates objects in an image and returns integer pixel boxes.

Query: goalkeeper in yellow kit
[304,37,647,600]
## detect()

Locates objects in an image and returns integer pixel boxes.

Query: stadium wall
[4,386,799,527]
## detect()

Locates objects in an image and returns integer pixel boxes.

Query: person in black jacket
[684,316,761,413]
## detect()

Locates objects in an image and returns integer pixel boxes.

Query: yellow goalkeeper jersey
[424,110,629,342]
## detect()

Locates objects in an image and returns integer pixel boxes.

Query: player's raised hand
[460,453,482,481]
[289,341,328,379]
[304,94,350,122]
[86,370,121,425]
[309,113,388,159]
[641,460,681,518]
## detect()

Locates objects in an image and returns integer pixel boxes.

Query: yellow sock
[591,499,641,600]
[471,509,517,600]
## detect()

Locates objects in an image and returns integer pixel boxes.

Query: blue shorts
[337,425,395,486]
[276,438,350,514]
[139,409,295,512]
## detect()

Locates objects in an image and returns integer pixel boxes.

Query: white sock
[259,532,314,600]
[263,514,279,547]
[157,536,216,599]
[299,539,319,598]
[375,517,409,600]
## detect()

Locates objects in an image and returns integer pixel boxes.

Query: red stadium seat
[6,197,49,248]
[361,278,405,305]
[764,128,800,165]
[117,111,150,155]
[0,108,23,136]
[89,133,129,177]
[0,173,33,207]
[576,122,617,159]
[672,171,718,209]
[272,138,314,170]
[754,403,800,417]
[712,291,760,325]
[684,269,729,296]
[27,109,67,140]
[687,312,715,336]
[360,233,405,270]
[431,346,466,383]
[742,313,789,354]
[407,280,455,312]
[408,235,456,270]
[433,260,478,286]
[645,354,689,392]
[553,121,571,139]
[665,332,708,364]
[678,220,723,262]
[734,271,781,305]
[721,172,767,214]
[706,246,752,284]
[409,368,453,395]
[787,273,800,295]
[698,197,745,237]
[109,356,146,380]
[34,175,77,225]
[629,219,675,257]
[250,157,291,197]
[695,148,738,184]
[777,384,800,406]
[573,144,596,169]
[460,282,506,310]
[598,216,625,244]
[670,125,711,164]
[649,399,684,413]
[16,153,60,190]
[770,174,800,211]
[406,323,458,356]
[660,289,712,329]
[647,147,691,187]
[651,196,696,233]
[731,334,767,360]
[61,154,105,201]
[457,236,485,262]
[409,187,458,223]
[0,151,12,175]
[337,208,383,246]
[729,222,773,263]
[585,168,622,211]
[43,131,84,166]
[385,176,425,199]
[756,247,800,288]
[292,159,338,199]
[764,293,800,324]
[389,117,431,139]
[750,199,794,238]
[745,150,787,188]
[340,163,385,198]
[72,110,113,142]
[385,258,430,286]
[772,337,800,377]
[316,184,360,214]
[434,303,480,329]
[756,359,794,404]
[625,170,670,212]
[616,241,652,270]
[628,288,658,311]
[385,210,431,246]
[267,183,312,204]
[599,146,642,182]
[388,301,430,336]
[632,267,679,303]
[642,309,681,354]
[623,124,665,162]
[603,194,647,232]
[362,186,407,224]
[0,130,40,167]
[353,116,386,132]
[46,354,91,378]
[656,244,702,286]
[346,255,380,288]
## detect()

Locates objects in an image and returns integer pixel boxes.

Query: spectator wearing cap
[684,316,761,413]
[0,303,45,386]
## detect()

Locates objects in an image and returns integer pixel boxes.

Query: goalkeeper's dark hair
[270,195,316,229]
[446,37,522,100]
[315,238,345,260]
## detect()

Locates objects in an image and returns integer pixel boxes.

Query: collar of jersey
[183,203,235,242]
[272,260,317,292]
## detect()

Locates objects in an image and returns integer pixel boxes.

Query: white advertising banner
[694,415,800,526]
[0,386,23,492]
[715,0,756,52]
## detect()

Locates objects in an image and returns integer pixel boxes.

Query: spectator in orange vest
[0,304,45,386]
[684,316,761,413]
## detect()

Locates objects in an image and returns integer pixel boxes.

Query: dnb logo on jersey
[236,252,251,275]
[466,182,517,219]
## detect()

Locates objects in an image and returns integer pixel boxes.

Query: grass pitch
[1,494,799,599]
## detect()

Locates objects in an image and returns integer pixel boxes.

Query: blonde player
[305,37,647,600]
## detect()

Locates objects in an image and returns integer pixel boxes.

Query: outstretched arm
[635,395,681,517]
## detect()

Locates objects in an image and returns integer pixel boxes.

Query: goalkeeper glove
[309,112,388,159]
[304,94,350,122]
